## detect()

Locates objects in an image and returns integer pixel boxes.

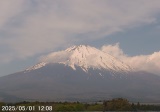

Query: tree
[103,98,132,111]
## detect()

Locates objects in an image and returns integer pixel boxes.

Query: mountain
[0,45,160,102]
[26,45,132,73]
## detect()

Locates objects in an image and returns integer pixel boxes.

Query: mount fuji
[0,45,160,102]
[26,45,132,73]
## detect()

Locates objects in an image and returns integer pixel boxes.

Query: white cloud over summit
[102,44,160,75]
[0,0,160,63]
[0,0,160,76]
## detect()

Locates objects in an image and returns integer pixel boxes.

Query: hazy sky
[0,0,160,76]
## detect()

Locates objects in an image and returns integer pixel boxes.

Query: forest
[0,98,160,111]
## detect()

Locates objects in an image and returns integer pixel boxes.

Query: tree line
[0,98,160,111]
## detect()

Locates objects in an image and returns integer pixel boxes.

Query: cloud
[101,43,126,59]
[1,0,160,63]
[101,44,160,75]
[0,1,26,28]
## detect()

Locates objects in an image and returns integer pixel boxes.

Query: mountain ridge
[26,45,133,73]
[0,45,160,102]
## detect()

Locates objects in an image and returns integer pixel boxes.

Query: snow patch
[25,62,46,72]
[27,45,133,73]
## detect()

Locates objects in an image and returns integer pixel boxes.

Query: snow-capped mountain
[26,45,132,73]
[0,45,160,102]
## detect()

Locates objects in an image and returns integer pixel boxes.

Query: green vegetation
[0,98,160,111]
[103,98,132,111]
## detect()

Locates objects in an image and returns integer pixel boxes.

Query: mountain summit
[26,45,132,73]
[0,45,160,102]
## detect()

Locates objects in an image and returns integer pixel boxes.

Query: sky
[0,0,160,76]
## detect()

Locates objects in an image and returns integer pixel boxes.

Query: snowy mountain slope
[26,45,133,73]
[1,63,160,102]
[0,45,160,102]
